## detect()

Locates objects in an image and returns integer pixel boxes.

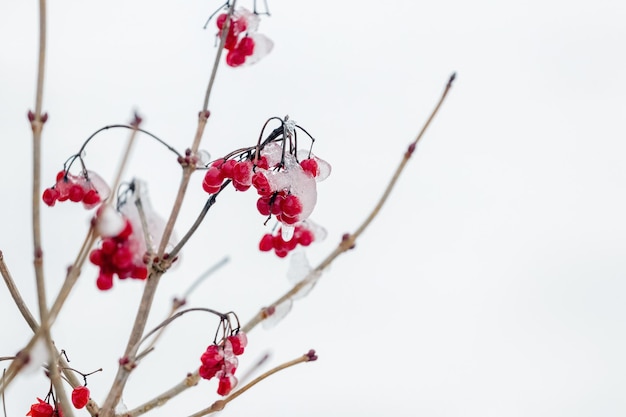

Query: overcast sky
[1,1,626,416]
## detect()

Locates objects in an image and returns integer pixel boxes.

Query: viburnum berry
[202,167,225,194]
[300,158,319,177]
[252,172,272,196]
[232,161,252,190]
[42,188,60,206]
[226,50,246,67]
[26,398,53,417]
[71,386,90,409]
[217,375,238,396]
[228,333,248,355]
[259,233,273,251]
[281,194,303,218]
[238,36,255,56]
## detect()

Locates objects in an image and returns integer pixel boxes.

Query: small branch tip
[305,349,318,362]
[131,112,143,127]
[448,72,457,85]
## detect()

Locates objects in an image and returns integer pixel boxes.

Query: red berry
[300,158,318,177]
[256,196,271,216]
[26,398,53,417]
[226,49,246,67]
[271,193,285,215]
[255,156,269,170]
[279,212,299,225]
[281,194,303,217]
[132,265,148,280]
[71,386,90,409]
[68,184,85,202]
[220,159,237,178]
[204,167,224,187]
[100,238,118,255]
[259,234,273,251]
[89,249,104,266]
[56,171,66,182]
[232,17,247,35]
[83,189,101,205]
[228,332,247,355]
[252,172,272,196]
[296,228,314,246]
[96,272,114,290]
[112,247,133,269]
[224,32,239,51]
[238,36,255,56]
[42,188,59,206]
[216,13,227,29]
[217,375,237,396]
[232,161,252,191]
[202,167,224,194]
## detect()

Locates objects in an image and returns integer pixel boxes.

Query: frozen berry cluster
[216,8,273,67]
[89,218,148,291]
[201,135,330,257]
[259,224,315,258]
[199,332,248,396]
[42,170,110,209]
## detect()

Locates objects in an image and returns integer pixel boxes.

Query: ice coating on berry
[297,150,331,182]
[96,205,126,237]
[196,149,211,167]
[119,180,177,257]
[87,170,111,200]
[281,224,295,242]
[242,33,273,66]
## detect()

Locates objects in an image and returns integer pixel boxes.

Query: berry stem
[134,307,229,361]
[167,180,230,260]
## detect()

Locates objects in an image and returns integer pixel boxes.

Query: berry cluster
[199,332,248,396]
[42,170,110,209]
[202,159,255,194]
[216,8,273,67]
[89,218,148,291]
[259,224,315,257]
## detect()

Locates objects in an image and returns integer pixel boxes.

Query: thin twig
[0,251,38,332]
[31,0,48,370]
[185,352,315,417]
[1,370,6,417]
[134,308,227,360]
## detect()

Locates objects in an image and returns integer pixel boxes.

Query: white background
[1,0,626,416]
